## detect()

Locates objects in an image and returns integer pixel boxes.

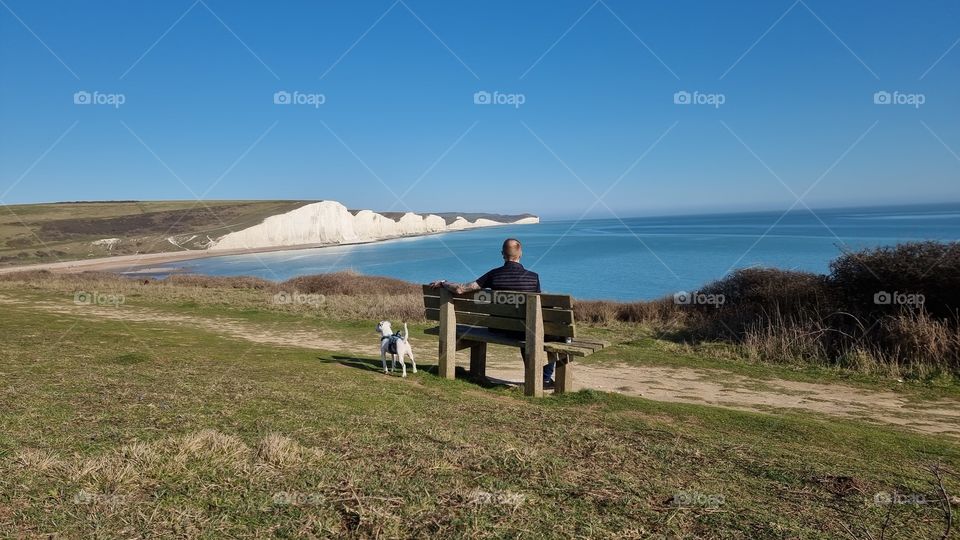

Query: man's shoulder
[516,263,538,276]
[481,262,538,281]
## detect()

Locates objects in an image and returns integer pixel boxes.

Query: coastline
[0,223,527,276]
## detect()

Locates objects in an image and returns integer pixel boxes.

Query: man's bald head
[502,238,522,262]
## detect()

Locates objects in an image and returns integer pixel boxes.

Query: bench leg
[555,355,574,394]
[438,290,457,379]
[524,295,545,398]
[469,342,487,381]
[438,338,456,379]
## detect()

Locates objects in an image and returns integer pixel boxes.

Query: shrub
[280,271,418,296]
[686,268,835,338]
[164,274,277,291]
[829,241,960,319]
[664,245,960,378]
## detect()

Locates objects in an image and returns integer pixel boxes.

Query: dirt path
[3,294,958,437]
[483,354,960,436]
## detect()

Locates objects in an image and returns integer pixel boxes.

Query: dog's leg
[408,348,417,374]
[381,349,388,374]
[391,354,397,373]
[398,353,406,378]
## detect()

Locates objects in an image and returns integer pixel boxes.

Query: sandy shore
[0,241,375,275]
[0,224,518,275]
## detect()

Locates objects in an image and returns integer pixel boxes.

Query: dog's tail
[402,322,408,341]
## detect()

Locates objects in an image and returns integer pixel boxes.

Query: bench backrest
[421,285,576,338]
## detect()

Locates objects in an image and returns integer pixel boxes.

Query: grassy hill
[0,201,537,268]
[0,200,313,267]
[0,272,957,537]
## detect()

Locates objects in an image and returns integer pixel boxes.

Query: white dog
[376,321,417,377]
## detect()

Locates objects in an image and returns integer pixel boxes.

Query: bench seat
[423,325,608,357]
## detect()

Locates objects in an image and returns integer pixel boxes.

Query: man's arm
[428,280,481,295]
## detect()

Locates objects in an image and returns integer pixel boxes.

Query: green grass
[5,278,959,403]
[1,290,958,537]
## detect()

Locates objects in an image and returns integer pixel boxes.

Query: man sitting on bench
[428,238,560,388]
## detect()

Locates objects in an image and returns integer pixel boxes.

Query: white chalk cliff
[209,201,539,251]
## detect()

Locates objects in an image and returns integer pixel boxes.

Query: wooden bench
[421,285,608,397]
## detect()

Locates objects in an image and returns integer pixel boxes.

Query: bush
[631,243,960,378]
[573,297,681,326]
[280,271,418,296]
[692,268,834,338]
[829,241,960,319]
[164,274,277,291]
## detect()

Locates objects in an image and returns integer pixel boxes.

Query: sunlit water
[131,204,960,301]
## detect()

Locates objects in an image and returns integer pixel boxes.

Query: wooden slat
[565,340,606,352]
[424,326,596,357]
[422,285,573,310]
[570,338,611,347]
[424,295,525,317]
[543,343,597,356]
[424,308,575,338]
[425,325,522,347]
[423,295,574,324]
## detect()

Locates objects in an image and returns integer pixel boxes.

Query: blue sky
[1,0,958,219]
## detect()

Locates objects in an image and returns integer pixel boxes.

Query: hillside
[0,201,537,268]
[0,271,956,537]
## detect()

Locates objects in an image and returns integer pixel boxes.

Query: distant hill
[349,210,538,225]
[0,201,537,267]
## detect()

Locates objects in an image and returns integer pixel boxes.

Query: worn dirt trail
[3,294,958,437]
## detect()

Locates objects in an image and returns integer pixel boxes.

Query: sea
[131,203,960,301]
